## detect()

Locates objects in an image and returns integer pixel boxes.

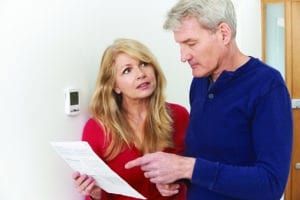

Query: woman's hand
[156,183,180,197]
[72,171,102,200]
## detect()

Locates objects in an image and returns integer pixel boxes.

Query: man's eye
[187,43,196,47]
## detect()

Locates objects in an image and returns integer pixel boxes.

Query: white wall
[0,0,261,199]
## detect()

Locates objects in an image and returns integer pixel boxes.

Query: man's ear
[218,22,232,45]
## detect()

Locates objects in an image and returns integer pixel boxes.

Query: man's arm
[125,152,195,184]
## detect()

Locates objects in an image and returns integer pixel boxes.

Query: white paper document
[51,141,146,199]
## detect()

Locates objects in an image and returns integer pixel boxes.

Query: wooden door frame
[261,0,292,93]
[261,0,293,199]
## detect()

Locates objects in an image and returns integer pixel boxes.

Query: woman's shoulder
[165,102,189,155]
[84,118,104,130]
[166,102,189,124]
[166,102,189,116]
[82,118,106,141]
[82,117,107,155]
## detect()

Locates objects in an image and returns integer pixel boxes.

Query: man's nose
[180,47,192,62]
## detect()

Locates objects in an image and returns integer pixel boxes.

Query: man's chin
[192,70,207,78]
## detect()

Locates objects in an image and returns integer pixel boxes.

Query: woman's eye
[122,68,131,74]
[140,62,148,68]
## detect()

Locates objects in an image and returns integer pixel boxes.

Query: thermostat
[64,88,80,115]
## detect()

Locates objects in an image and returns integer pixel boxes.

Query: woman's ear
[113,86,121,94]
[218,22,232,45]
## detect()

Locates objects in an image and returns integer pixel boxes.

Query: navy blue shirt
[185,57,293,200]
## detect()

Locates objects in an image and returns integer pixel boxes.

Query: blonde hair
[90,38,174,160]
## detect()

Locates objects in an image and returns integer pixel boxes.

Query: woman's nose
[136,67,146,79]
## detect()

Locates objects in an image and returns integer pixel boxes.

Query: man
[125,0,293,199]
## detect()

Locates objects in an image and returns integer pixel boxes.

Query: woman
[72,38,189,200]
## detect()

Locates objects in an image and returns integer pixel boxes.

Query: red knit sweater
[82,103,189,200]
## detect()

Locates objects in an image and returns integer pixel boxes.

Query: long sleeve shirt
[83,102,189,200]
[185,57,293,200]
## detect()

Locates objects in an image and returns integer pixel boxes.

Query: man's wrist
[181,156,196,179]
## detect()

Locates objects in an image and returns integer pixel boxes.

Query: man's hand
[125,151,195,184]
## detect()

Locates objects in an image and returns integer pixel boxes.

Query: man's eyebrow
[180,38,196,44]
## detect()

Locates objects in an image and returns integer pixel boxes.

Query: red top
[82,103,189,200]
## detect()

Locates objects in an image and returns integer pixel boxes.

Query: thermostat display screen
[65,88,80,116]
[70,92,79,105]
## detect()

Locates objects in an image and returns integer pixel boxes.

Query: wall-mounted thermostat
[64,88,80,116]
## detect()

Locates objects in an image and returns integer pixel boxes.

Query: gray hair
[163,0,237,38]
